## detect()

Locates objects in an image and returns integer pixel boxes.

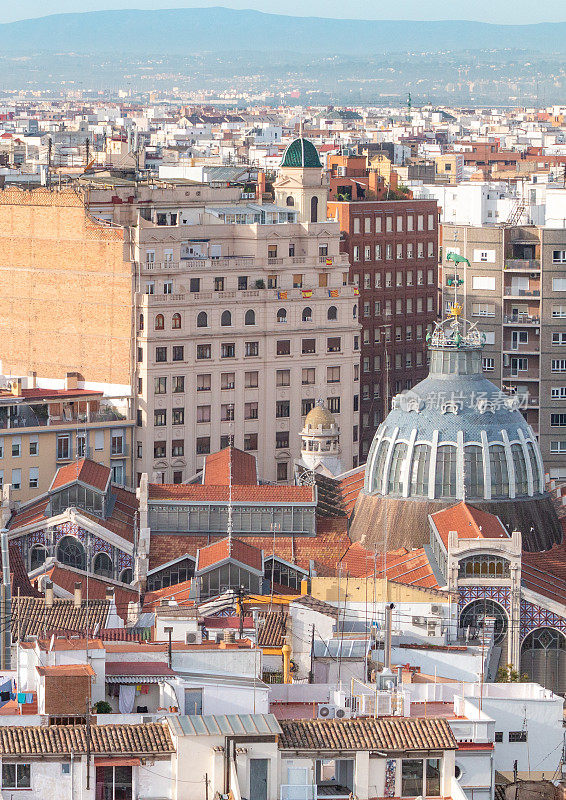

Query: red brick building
[328,199,439,460]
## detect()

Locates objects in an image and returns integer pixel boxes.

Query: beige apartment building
[0,139,359,488]
[129,143,359,483]
[0,376,134,501]
[441,223,566,480]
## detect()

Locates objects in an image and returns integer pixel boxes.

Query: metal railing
[503,315,540,325]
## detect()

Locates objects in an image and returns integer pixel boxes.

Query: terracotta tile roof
[99,628,147,642]
[148,516,351,574]
[50,459,111,492]
[36,664,95,677]
[203,447,258,486]
[143,580,193,611]
[197,537,263,572]
[12,595,111,640]
[256,611,287,648]
[148,484,314,503]
[522,543,566,604]
[105,661,176,677]
[278,717,457,751]
[8,544,41,598]
[35,564,138,623]
[340,543,440,589]
[0,723,174,756]
[337,467,366,517]
[2,388,102,401]
[292,595,339,619]
[8,498,49,529]
[313,474,347,518]
[430,502,509,547]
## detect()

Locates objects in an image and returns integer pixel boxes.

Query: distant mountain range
[0,7,565,56]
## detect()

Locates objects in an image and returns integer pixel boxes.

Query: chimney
[10,378,22,397]
[65,372,79,391]
[105,586,115,602]
[256,170,266,201]
[45,580,54,608]
[74,582,82,609]
[27,372,37,389]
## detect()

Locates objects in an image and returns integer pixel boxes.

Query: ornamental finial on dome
[427,313,485,351]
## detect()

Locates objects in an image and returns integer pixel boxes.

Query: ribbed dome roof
[281,138,322,169]
[364,316,545,503]
[304,403,336,431]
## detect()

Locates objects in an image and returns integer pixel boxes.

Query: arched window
[197,311,208,328]
[460,599,508,644]
[371,439,390,494]
[245,309,256,326]
[286,196,295,207]
[459,555,510,579]
[327,305,337,321]
[30,545,47,571]
[57,536,85,570]
[388,442,408,495]
[464,445,484,498]
[410,444,430,496]
[302,307,312,322]
[139,313,144,331]
[146,558,195,591]
[154,314,164,330]
[435,445,457,497]
[522,628,566,693]
[527,441,541,494]
[310,196,318,222]
[511,444,528,496]
[221,310,232,327]
[353,304,357,319]
[277,308,287,323]
[489,444,509,498]
[120,568,133,584]
[93,552,113,579]
[172,313,181,329]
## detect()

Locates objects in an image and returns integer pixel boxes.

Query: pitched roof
[12,595,111,640]
[340,543,440,589]
[337,467,366,517]
[292,595,339,619]
[148,484,313,503]
[50,459,111,493]
[256,611,287,648]
[203,447,257,486]
[431,502,509,546]
[0,723,174,756]
[278,717,457,752]
[105,661,176,677]
[36,664,95,677]
[197,538,263,572]
[148,516,351,574]
[522,543,566,604]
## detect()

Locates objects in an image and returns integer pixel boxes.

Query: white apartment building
[130,140,360,483]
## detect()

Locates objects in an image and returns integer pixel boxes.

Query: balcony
[503,288,540,297]
[504,259,540,271]
[0,408,129,431]
[143,260,181,272]
[503,314,540,325]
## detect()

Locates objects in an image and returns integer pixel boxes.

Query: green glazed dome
[281,138,322,168]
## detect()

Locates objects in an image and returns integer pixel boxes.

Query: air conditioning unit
[334,707,353,720]
[186,632,197,644]
[317,704,336,719]
[503,354,510,366]
[412,616,427,627]
[431,605,443,615]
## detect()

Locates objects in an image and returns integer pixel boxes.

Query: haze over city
[0,3,565,799]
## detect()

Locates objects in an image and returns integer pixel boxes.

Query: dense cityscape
[0,6,565,800]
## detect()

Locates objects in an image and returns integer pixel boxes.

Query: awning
[106,676,165,684]
[94,758,141,767]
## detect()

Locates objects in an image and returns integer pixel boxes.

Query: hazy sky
[1,0,564,24]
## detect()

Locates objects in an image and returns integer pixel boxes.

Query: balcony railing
[504,288,540,297]
[504,259,540,271]
[503,315,540,325]
[0,409,129,430]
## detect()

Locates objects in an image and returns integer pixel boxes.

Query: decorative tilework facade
[520,598,566,641]
[385,759,396,797]
[458,585,511,613]
[13,524,133,581]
